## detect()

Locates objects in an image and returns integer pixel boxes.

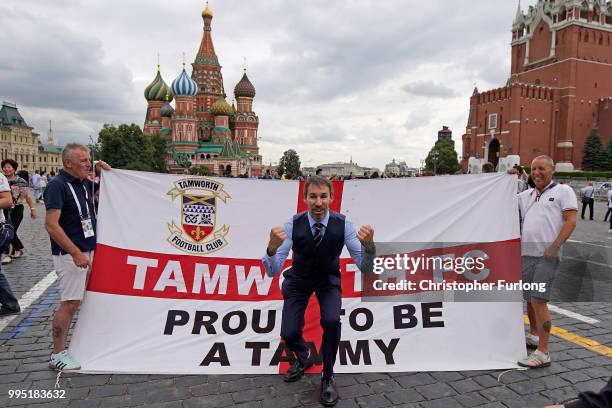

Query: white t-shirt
[0,173,10,223]
[581,185,595,199]
[607,189,612,208]
[519,182,578,257]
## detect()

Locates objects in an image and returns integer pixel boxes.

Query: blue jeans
[0,265,19,311]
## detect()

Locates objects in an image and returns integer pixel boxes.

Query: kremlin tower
[142,3,263,176]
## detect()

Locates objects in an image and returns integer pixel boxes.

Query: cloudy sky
[0,0,529,169]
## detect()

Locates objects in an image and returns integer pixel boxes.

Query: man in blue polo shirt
[43,143,109,371]
[263,176,375,407]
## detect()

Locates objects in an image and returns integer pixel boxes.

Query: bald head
[531,155,555,191]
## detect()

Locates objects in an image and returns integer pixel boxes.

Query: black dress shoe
[283,356,313,382]
[0,306,21,317]
[320,377,339,406]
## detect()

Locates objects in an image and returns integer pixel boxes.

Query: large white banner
[70,170,526,374]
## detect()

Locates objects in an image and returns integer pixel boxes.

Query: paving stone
[472,374,499,388]
[143,385,189,404]
[507,379,547,394]
[182,394,235,408]
[394,373,436,387]
[66,375,110,388]
[260,394,300,408]
[415,382,457,399]
[542,386,582,403]
[88,384,126,398]
[453,392,489,407]
[430,371,464,382]
[419,397,462,408]
[190,382,221,396]
[355,393,392,408]
[368,379,403,394]
[449,378,482,394]
[560,359,591,370]
[541,375,572,389]
[0,373,28,383]
[335,383,373,399]
[480,385,521,401]
[354,372,390,383]
[574,378,608,393]
[560,371,593,384]
[384,389,424,404]
[231,386,274,403]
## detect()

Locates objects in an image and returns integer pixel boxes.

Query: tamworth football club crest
[166,178,231,254]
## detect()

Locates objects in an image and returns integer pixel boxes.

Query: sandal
[1,255,12,265]
[13,250,22,258]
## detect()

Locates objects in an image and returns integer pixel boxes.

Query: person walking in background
[604,188,612,224]
[32,170,42,203]
[580,182,595,220]
[0,168,21,316]
[39,171,47,201]
[1,159,37,265]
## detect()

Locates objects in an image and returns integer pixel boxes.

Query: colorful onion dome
[234,72,256,98]
[160,102,174,118]
[144,70,173,102]
[210,94,233,116]
[171,68,199,97]
[202,4,213,18]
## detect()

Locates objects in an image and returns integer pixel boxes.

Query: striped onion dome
[210,94,233,116]
[171,68,198,97]
[144,70,173,102]
[234,72,256,98]
[160,102,174,118]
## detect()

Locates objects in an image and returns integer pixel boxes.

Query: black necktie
[313,223,323,247]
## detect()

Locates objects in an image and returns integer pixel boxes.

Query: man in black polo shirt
[43,143,109,371]
[262,176,375,407]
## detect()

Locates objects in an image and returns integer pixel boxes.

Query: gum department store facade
[0,101,62,174]
[463,0,612,173]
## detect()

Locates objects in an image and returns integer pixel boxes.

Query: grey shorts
[521,256,558,302]
[53,251,95,301]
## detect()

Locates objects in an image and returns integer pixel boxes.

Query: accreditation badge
[81,217,95,238]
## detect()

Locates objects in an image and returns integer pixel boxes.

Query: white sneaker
[518,349,551,368]
[525,333,539,348]
[49,350,81,371]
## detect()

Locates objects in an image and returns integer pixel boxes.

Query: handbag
[0,210,15,253]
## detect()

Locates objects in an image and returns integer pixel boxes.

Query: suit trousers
[280,277,341,380]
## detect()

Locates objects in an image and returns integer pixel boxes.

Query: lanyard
[67,183,90,219]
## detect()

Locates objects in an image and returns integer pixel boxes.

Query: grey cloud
[402,81,459,98]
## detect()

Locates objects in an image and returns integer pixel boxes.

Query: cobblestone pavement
[0,200,610,408]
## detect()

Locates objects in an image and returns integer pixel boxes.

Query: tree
[582,128,603,171]
[277,149,301,177]
[97,124,168,172]
[191,166,211,176]
[424,139,459,175]
[593,138,612,171]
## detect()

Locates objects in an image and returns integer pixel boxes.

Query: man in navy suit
[263,176,375,407]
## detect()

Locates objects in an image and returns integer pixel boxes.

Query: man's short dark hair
[304,175,333,197]
[482,162,495,173]
[1,159,18,171]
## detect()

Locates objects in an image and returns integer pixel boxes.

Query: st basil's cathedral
[142,3,263,176]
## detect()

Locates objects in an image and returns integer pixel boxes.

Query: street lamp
[432,149,439,175]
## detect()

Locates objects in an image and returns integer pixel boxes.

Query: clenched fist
[357,225,375,252]
[267,226,287,256]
